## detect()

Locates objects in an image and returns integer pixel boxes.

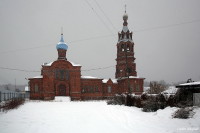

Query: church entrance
[58,84,68,96]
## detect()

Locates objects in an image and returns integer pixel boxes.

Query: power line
[0,18,199,55]
[0,66,40,73]
[82,65,115,71]
[0,65,115,73]
[84,0,114,35]
[134,19,200,33]
[0,34,116,55]
[94,0,118,32]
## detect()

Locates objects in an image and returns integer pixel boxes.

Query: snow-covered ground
[0,97,199,133]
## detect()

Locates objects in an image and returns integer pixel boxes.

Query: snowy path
[0,99,199,133]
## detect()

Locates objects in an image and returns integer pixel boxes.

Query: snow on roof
[122,26,129,32]
[118,38,133,43]
[118,76,141,80]
[112,79,118,83]
[43,61,81,67]
[179,81,200,86]
[102,79,118,84]
[25,86,29,91]
[69,61,81,66]
[32,75,43,79]
[102,79,108,83]
[43,62,53,66]
[81,76,99,79]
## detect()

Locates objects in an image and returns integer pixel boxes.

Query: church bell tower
[115,11,137,79]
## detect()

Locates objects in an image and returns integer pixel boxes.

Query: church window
[127,45,130,51]
[90,87,94,93]
[136,85,140,91]
[108,86,112,93]
[34,84,39,93]
[66,70,69,80]
[95,86,99,92]
[55,70,59,79]
[130,86,133,93]
[60,70,65,80]
[82,88,85,93]
[121,44,125,51]
[127,33,129,39]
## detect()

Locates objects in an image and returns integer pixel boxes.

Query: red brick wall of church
[29,78,43,100]
[80,79,103,100]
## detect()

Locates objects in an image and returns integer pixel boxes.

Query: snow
[118,39,133,43]
[163,86,178,94]
[122,26,129,32]
[144,87,150,92]
[179,81,200,86]
[81,76,99,79]
[54,96,71,102]
[0,100,199,133]
[102,79,118,84]
[69,61,81,66]
[43,61,81,67]
[43,62,53,66]
[31,75,43,79]
[24,86,29,91]
[118,76,142,80]
[111,79,118,83]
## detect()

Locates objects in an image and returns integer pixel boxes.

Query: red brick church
[29,12,145,100]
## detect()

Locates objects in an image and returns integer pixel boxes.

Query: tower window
[121,44,125,52]
[127,67,132,73]
[127,45,130,51]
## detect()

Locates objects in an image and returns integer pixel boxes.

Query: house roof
[178,81,200,86]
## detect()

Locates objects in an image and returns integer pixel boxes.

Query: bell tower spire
[125,4,126,13]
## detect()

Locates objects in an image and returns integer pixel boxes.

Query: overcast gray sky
[0,0,200,85]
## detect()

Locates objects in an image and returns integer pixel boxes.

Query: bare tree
[148,80,168,94]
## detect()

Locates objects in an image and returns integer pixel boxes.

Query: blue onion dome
[56,33,68,50]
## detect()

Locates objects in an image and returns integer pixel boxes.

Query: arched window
[121,44,125,52]
[66,70,69,80]
[127,44,130,51]
[108,86,112,93]
[95,86,99,92]
[34,84,39,93]
[136,85,140,91]
[60,70,65,80]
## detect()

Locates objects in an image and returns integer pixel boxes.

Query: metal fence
[0,91,29,103]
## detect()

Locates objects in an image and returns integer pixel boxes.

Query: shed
[176,81,200,106]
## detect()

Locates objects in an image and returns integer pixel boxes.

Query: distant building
[29,12,145,100]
